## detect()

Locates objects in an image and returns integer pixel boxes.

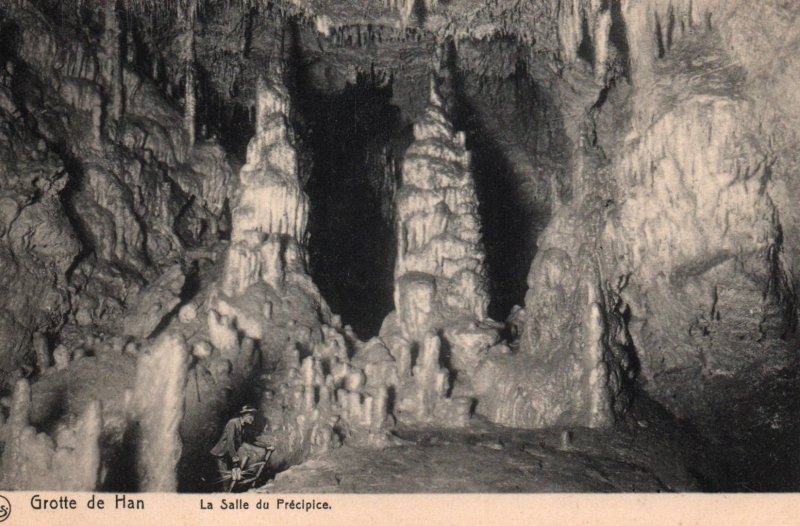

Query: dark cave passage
[444,42,565,322]
[293,69,404,338]
[465,121,537,322]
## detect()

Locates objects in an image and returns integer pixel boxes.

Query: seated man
[210,405,257,483]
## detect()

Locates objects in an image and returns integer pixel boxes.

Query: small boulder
[53,345,71,371]
[178,303,198,323]
[192,341,212,359]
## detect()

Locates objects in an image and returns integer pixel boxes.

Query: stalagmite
[0,380,103,490]
[53,344,71,370]
[218,65,311,298]
[32,332,50,374]
[131,333,191,491]
[409,332,447,420]
[207,309,239,354]
[393,79,489,341]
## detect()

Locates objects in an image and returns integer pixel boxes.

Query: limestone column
[219,63,310,297]
[393,78,489,342]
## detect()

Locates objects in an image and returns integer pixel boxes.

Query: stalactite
[594,9,611,82]
[103,0,124,125]
[181,0,198,147]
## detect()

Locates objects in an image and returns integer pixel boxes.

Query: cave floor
[254,417,706,493]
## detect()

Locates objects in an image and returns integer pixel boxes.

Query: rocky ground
[257,415,706,493]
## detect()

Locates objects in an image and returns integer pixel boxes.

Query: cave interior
[0,0,799,493]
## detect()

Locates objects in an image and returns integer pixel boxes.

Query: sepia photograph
[0,0,798,521]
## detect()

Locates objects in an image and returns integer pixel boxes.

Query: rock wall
[609,2,797,415]
[606,98,791,381]
[505,0,800,425]
[0,0,233,373]
[598,0,798,418]
[0,76,80,376]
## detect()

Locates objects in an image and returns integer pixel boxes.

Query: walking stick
[227,457,248,493]
[227,471,238,493]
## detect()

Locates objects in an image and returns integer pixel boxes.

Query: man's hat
[239,405,257,416]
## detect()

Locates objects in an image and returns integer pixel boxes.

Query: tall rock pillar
[219,65,311,300]
[393,80,489,343]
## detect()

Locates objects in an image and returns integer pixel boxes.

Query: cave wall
[0,1,233,375]
[490,0,800,430]
[600,0,799,419]
[582,0,800,484]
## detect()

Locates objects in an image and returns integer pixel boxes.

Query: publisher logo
[0,495,10,522]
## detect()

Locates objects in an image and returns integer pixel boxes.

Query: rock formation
[596,0,799,424]
[471,137,635,429]
[129,333,191,492]
[0,0,798,494]
[0,0,233,376]
[121,264,186,339]
[218,68,312,303]
[393,80,489,339]
[0,379,103,490]
[376,78,495,427]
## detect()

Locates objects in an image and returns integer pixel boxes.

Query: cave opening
[459,109,536,321]
[292,65,404,339]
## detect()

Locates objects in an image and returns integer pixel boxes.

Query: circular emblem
[0,495,10,522]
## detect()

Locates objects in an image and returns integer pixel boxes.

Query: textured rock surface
[595,0,799,425]
[218,68,315,303]
[121,264,185,339]
[0,379,102,490]
[257,418,704,493]
[394,81,489,338]
[0,0,234,377]
[0,0,798,494]
[475,190,635,429]
[130,333,190,491]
